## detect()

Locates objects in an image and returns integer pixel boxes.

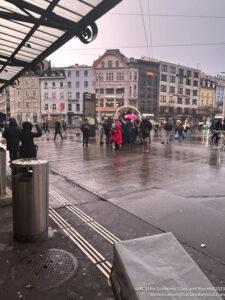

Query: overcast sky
[48,0,225,75]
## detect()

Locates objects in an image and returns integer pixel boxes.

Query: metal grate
[12,249,78,290]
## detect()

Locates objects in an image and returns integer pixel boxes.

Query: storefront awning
[0,0,122,92]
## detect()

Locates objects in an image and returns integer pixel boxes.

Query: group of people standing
[97,115,153,152]
[2,118,42,162]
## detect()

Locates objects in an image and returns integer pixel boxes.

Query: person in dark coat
[103,117,112,145]
[80,118,90,147]
[53,120,63,140]
[140,116,152,152]
[125,118,133,144]
[44,121,50,133]
[3,118,21,162]
[19,121,42,159]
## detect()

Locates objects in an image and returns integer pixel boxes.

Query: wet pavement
[1,130,225,299]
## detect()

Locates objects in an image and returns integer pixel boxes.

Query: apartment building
[159,61,200,120]
[199,73,216,117]
[92,49,159,117]
[9,71,41,125]
[0,87,9,119]
[64,65,92,124]
[215,75,225,116]
[39,68,66,123]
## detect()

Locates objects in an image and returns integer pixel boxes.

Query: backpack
[84,124,90,131]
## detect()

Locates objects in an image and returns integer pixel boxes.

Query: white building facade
[64,65,93,124]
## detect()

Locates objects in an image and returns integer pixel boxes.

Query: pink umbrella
[124,114,137,120]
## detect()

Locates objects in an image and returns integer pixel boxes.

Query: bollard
[0,148,6,196]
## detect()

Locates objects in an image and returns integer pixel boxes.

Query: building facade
[159,61,200,121]
[39,68,66,123]
[64,65,92,124]
[215,75,225,117]
[0,87,9,119]
[9,71,41,125]
[92,49,159,118]
[92,49,135,117]
[199,73,216,118]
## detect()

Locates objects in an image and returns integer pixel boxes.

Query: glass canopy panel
[53,6,82,23]
[54,0,93,18]
[25,0,50,10]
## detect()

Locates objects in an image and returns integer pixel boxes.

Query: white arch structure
[114,105,141,119]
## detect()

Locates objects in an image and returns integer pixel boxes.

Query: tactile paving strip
[12,249,78,290]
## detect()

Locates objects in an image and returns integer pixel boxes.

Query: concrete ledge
[0,187,12,206]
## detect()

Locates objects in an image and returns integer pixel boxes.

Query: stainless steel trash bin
[12,159,49,242]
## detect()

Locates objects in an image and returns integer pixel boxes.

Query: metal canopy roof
[0,0,122,92]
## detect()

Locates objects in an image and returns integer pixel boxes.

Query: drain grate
[12,249,78,290]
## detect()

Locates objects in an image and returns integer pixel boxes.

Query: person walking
[140,115,152,152]
[164,119,173,144]
[125,118,133,144]
[53,120,63,140]
[45,121,50,134]
[19,121,42,159]
[3,118,21,162]
[80,118,90,147]
[98,116,105,145]
[62,120,67,134]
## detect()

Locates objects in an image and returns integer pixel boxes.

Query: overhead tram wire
[109,13,225,19]
[63,42,225,51]
[139,0,150,58]
[148,0,153,58]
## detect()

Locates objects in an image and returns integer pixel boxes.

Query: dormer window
[116,61,119,68]
[101,61,105,68]
[108,60,112,68]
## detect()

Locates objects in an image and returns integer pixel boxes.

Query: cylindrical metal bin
[11,159,49,242]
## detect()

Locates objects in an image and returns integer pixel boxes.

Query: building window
[60,92,64,99]
[169,96,175,103]
[185,98,190,105]
[192,99,197,105]
[161,85,167,92]
[52,82,56,88]
[32,90,36,97]
[178,77,183,84]
[44,92,48,100]
[186,89,190,96]
[134,72,137,81]
[25,78,29,87]
[25,90,29,99]
[44,82,48,89]
[194,72,199,78]
[52,104,56,111]
[186,70,192,77]
[44,104,48,110]
[33,102,37,108]
[154,77,158,86]
[134,85,137,96]
[106,88,114,94]
[186,79,191,85]
[101,61,105,68]
[76,81,80,88]
[160,95,166,102]
[68,103,72,112]
[84,81,88,87]
[76,104,80,111]
[52,92,56,100]
[32,78,36,85]
[193,90,198,96]
[177,107,183,114]
[26,102,29,108]
[84,70,88,77]
[60,82,63,88]
[116,61,119,68]
[170,66,176,74]
[76,71,79,77]
[179,69,184,76]
[76,92,80,99]
[68,92,72,100]
[177,97,183,104]
[193,80,198,87]
[68,81,71,88]
[169,86,175,93]
[170,76,175,83]
[117,72,124,80]
[178,87,183,94]
[106,72,114,81]
[96,73,103,81]
[68,71,71,77]
[161,64,167,72]
[105,99,114,107]
[161,74,167,82]
[130,72,132,80]
[108,60,112,68]
[116,88,124,94]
